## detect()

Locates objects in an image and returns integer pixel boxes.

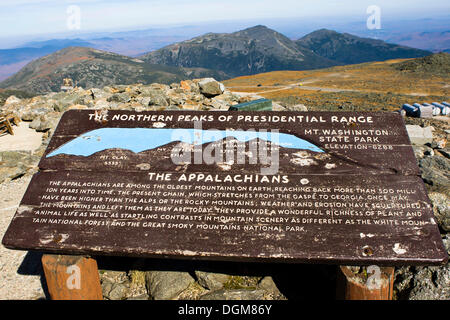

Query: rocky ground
[223,55,450,113]
[0,78,448,300]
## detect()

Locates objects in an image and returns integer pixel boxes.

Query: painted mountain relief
[46,127,324,157]
[43,128,329,175]
[39,110,419,176]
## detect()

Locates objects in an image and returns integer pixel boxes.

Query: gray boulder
[51,91,88,112]
[289,104,308,111]
[395,265,450,300]
[21,107,52,122]
[406,125,433,146]
[145,271,195,300]
[419,156,450,189]
[198,78,225,97]
[4,95,21,105]
[108,283,130,300]
[148,94,169,107]
[195,271,231,290]
[0,165,28,183]
[107,92,131,103]
[199,289,266,300]
[90,88,111,100]
[428,192,450,231]
[135,96,152,107]
[29,115,53,132]
[139,88,169,106]
[257,276,284,297]
[0,151,39,183]
[101,279,129,300]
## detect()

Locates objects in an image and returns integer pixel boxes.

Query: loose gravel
[0,175,46,300]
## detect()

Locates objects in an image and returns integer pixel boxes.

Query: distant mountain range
[0,26,433,94]
[140,25,339,78]
[0,39,92,66]
[0,39,93,81]
[295,29,431,65]
[384,30,450,53]
[0,47,226,94]
[143,26,430,77]
[0,37,186,81]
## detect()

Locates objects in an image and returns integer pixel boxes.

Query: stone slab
[406,125,433,146]
[2,110,448,266]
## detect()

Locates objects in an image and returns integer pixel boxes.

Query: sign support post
[42,254,103,300]
[337,266,395,300]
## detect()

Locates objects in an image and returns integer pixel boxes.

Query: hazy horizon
[0,0,449,48]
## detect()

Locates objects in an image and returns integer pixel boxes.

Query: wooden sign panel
[2,110,448,265]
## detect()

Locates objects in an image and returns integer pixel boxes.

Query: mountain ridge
[296,28,431,65]
[139,25,340,78]
[0,46,226,94]
[0,26,435,94]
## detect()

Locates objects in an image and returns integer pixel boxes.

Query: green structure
[228,98,272,111]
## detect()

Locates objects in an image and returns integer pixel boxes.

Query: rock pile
[0,77,292,185]
[97,266,286,301]
[1,78,238,125]
[0,78,269,185]
[397,123,450,300]
[0,78,448,300]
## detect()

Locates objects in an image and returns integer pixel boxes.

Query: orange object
[42,254,103,300]
[337,266,395,300]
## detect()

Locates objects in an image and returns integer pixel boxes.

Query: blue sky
[1,0,449,39]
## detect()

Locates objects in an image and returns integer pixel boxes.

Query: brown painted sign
[2,110,448,265]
